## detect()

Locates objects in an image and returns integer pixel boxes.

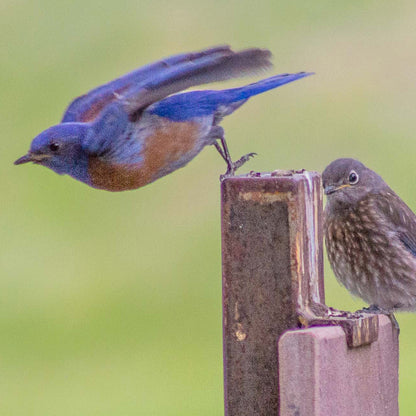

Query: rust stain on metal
[271,169,294,177]
[306,309,379,347]
[234,301,240,321]
[239,190,291,204]
[236,323,247,341]
[295,230,305,307]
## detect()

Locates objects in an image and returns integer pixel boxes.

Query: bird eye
[49,142,60,152]
[348,170,359,184]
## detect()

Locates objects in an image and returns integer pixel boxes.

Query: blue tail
[150,72,313,121]
[225,72,313,102]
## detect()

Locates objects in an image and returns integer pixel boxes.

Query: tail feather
[226,72,313,102]
[149,72,313,121]
[215,72,313,118]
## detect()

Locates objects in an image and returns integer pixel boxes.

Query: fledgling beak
[324,185,337,195]
[324,184,350,195]
[14,153,49,165]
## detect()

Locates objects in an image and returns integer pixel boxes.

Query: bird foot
[231,152,257,172]
[220,152,257,180]
[356,304,383,314]
[356,305,400,333]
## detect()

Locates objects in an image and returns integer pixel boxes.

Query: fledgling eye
[348,170,359,184]
[49,142,60,152]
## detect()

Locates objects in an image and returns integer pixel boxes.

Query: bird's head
[14,123,90,179]
[322,158,387,207]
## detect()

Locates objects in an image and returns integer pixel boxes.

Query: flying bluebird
[323,158,416,328]
[15,46,312,191]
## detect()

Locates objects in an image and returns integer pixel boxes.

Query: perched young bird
[14,46,312,191]
[323,158,416,324]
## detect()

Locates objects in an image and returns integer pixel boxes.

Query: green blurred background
[2,1,416,414]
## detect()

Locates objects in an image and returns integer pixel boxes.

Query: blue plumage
[150,72,312,121]
[62,46,234,123]
[15,46,313,191]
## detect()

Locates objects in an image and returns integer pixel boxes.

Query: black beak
[324,185,337,195]
[14,153,33,165]
[324,184,351,195]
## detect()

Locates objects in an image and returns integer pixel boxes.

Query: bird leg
[213,142,228,163]
[210,126,256,177]
[356,304,400,333]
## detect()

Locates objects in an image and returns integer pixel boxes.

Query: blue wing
[62,46,233,123]
[149,72,313,121]
[62,46,273,123]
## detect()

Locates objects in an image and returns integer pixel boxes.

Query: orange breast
[89,120,200,191]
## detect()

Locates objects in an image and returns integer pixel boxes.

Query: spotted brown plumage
[323,158,416,313]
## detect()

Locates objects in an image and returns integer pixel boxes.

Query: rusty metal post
[221,170,325,416]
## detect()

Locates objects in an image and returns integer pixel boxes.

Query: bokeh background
[2,1,416,414]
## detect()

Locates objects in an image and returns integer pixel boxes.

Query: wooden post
[279,315,399,416]
[220,171,397,416]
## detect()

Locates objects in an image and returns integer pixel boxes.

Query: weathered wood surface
[279,315,399,416]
